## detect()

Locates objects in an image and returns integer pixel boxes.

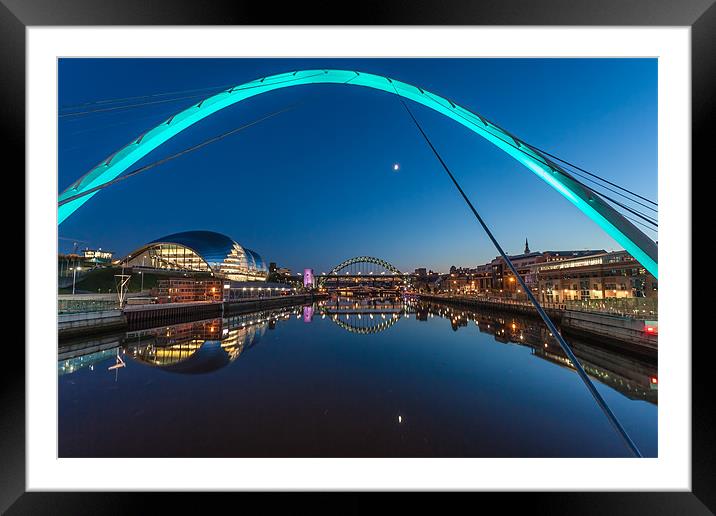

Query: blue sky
[58,58,657,273]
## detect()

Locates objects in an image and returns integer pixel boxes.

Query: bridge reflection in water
[317,296,408,335]
[59,297,656,406]
[58,296,657,457]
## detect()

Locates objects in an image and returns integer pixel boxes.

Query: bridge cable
[391,88,643,458]
[594,192,658,227]
[59,90,228,119]
[59,70,328,120]
[435,94,657,209]
[554,168,658,215]
[61,104,196,142]
[623,213,659,235]
[60,71,657,230]
[60,82,240,111]
[434,99,659,225]
[524,143,658,207]
[428,96,658,226]
[58,103,301,206]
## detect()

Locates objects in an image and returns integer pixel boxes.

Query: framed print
[5,0,711,513]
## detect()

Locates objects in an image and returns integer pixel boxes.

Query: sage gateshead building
[122,230,268,282]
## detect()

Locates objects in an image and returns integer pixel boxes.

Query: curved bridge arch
[326,312,402,335]
[326,256,403,277]
[58,69,657,278]
[318,256,404,287]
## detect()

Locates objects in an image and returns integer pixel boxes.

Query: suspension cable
[60,82,239,111]
[59,90,225,118]
[561,167,658,214]
[59,70,328,120]
[441,91,657,209]
[597,191,658,227]
[59,103,300,206]
[624,213,659,235]
[425,95,658,225]
[60,71,356,204]
[524,143,658,207]
[391,86,643,457]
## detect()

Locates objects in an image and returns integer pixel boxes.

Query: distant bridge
[318,256,409,289]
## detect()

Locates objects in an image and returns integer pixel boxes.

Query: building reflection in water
[124,306,300,374]
[303,305,314,323]
[58,306,302,377]
[414,300,658,405]
[58,333,123,376]
[58,297,656,404]
[316,296,656,405]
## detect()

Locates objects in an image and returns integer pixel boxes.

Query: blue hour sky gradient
[58,58,657,273]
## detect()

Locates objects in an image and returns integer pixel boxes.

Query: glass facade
[536,250,656,303]
[135,244,212,273]
[124,230,268,282]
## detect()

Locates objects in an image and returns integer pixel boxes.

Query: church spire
[524,238,530,254]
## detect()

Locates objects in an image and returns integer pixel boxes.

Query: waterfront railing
[564,298,657,318]
[58,297,120,314]
[419,293,657,319]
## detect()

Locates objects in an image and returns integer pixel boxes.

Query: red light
[650,377,658,384]
[646,326,654,333]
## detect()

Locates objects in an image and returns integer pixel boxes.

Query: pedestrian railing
[58,299,120,314]
[58,295,120,314]
[417,293,655,319]
[564,298,657,318]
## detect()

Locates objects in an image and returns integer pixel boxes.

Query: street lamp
[71,266,82,295]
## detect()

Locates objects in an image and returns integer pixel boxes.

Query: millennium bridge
[57,67,659,458]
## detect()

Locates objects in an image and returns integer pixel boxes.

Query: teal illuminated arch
[58,69,658,278]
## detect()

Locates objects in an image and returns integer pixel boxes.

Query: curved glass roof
[245,248,267,273]
[149,230,236,269]
[137,230,267,280]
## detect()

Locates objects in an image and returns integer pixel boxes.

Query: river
[58,296,657,457]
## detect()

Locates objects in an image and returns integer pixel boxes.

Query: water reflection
[59,297,656,405]
[60,306,300,377]
[317,296,408,334]
[413,300,657,405]
[58,334,120,376]
[58,296,657,457]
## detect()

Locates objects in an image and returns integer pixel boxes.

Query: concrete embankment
[418,294,565,320]
[560,310,657,354]
[417,294,656,356]
[224,294,320,314]
[124,294,320,329]
[58,310,128,340]
[59,294,327,339]
[123,300,222,328]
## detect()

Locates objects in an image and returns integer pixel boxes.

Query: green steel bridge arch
[58,69,658,278]
[318,256,405,286]
[325,256,403,276]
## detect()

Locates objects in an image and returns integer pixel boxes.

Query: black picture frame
[5,0,709,513]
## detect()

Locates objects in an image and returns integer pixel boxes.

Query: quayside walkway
[58,294,326,340]
[414,294,657,356]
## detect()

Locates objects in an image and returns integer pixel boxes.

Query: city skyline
[58,58,657,272]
